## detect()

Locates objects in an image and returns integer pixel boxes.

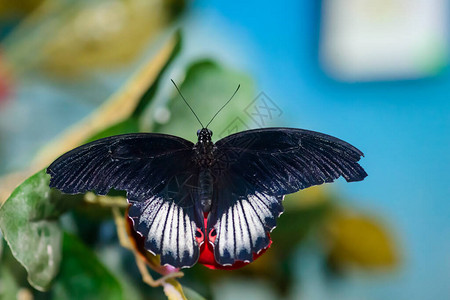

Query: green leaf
[155,60,255,141]
[183,286,207,300]
[0,170,81,291]
[52,232,123,300]
[0,230,3,259]
[0,264,20,300]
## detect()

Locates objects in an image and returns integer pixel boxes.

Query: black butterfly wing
[47,133,195,199]
[207,176,283,265]
[47,133,204,268]
[128,172,204,267]
[207,127,367,265]
[214,127,367,195]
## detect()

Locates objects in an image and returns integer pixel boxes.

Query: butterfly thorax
[193,128,215,168]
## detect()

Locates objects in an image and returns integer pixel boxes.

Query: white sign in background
[320,0,449,81]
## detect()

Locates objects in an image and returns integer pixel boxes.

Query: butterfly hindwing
[207,175,283,265]
[128,172,204,268]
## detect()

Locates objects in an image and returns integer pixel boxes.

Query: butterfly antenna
[205,84,240,128]
[171,79,204,128]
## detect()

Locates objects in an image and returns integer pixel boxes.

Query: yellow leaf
[324,210,398,269]
[3,0,184,75]
[41,0,181,75]
[163,279,188,300]
[0,171,29,206]
[283,185,330,210]
[0,1,42,17]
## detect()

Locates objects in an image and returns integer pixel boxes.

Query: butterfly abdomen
[199,170,213,212]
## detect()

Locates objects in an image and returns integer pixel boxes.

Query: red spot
[208,228,217,244]
[125,209,271,270]
[195,228,204,244]
[198,213,271,270]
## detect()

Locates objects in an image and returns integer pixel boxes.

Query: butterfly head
[197,128,213,143]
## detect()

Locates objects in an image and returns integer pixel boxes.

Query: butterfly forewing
[213,127,367,196]
[47,133,194,199]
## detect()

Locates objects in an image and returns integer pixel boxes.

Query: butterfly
[47,82,367,269]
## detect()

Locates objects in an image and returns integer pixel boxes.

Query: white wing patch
[129,194,201,268]
[211,192,284,266]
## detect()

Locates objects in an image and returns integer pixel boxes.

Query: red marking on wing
[199,213,272,270]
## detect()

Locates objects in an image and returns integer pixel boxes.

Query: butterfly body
[198,170,214,212]
[47,127,367,268]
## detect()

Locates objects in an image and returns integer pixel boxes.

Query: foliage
[0,170,80,290]
[52,233,124,300]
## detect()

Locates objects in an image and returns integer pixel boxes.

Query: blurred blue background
[187,0,450,299]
